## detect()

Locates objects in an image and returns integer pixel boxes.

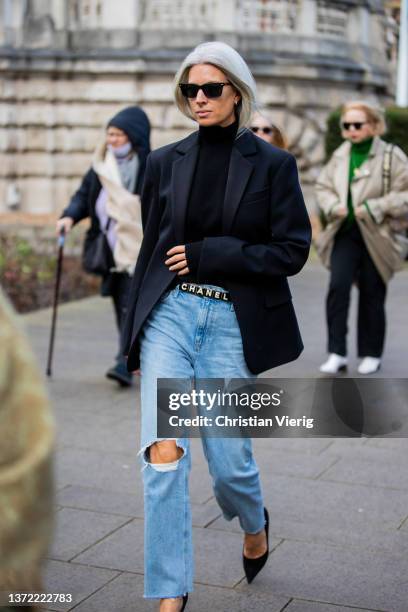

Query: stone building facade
[0,0,395,215]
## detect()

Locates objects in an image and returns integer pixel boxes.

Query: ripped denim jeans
[139,284,265,599]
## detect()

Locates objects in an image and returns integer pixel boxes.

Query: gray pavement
[23,261,408,612]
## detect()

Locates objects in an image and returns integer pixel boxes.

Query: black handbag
[82,218,115,276]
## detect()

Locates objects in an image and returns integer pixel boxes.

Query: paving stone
[55,447,140,494]
[261,474,408,530]
[252,446,340,479]
[49,507,131,561]
[72,572,290,612]
[213,511,408,557]
[73,519,144,573]
[42,559,118,611]
[191,498,221,528]
[319,454,408,491]
[236,540,408,612]
[326,439,408,459]
[366,438,408,452]
[209,474,408,531]
[398,516,408,531]
[57,484,144,517]
[253,438,334,455]
[285,600,381,612]
[319,438,370,453]
[192,526,281,588]
[54,412,137,452]
[72,572,154,611]
[183,584,290,612]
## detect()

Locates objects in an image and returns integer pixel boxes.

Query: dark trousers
[110,272,132,364]
[327,223,386,358]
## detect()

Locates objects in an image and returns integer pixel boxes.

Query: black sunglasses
[251,126,272,134]
[179,82,232,99]
[341,122,367,130]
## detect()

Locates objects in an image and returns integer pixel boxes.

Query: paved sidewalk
[24,262,408,612]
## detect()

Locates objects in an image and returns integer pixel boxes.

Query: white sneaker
[358,357,381,374]
[319,353,348,374]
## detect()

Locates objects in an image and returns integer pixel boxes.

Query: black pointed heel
[243,507,269,584]
[180,593,188,611]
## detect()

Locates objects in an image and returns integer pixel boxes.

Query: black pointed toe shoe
[243,507,269,584]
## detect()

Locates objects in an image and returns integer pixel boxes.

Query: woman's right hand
[56,217,74,236]
[332,206,347,219]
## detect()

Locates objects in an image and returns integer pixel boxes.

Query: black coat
[62,106,151,294]
[122,129,312,375]
[62,169,123,296]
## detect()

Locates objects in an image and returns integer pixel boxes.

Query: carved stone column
[213,0,235,32]
[296,0,317,35]
[0,0,26,46]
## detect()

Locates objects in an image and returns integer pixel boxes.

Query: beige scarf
[93,141,143,274]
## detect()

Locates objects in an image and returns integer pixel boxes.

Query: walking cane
[46,228,65,377]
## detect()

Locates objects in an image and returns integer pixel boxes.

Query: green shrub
[325,106,408,161]
[0,234,98,313]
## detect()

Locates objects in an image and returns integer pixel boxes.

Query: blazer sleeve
[195,155,311,282]
[61,168,95,224]
[121,153,161,355]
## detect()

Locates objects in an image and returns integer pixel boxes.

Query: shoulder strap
[382,143,394,196]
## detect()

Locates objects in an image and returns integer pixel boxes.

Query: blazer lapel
[222,132,256,233]
[171,135,199,243]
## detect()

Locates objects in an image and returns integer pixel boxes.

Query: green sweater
[343,137,373,230]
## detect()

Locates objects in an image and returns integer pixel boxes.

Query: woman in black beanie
[57,106,151,387]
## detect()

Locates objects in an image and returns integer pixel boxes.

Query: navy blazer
[122,128,312,374]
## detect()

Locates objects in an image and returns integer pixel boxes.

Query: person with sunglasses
[250,112,288,149]
[316,101,408,375]
[122,41,311,612]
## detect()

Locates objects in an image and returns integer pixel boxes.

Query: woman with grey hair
[123,41,311,611]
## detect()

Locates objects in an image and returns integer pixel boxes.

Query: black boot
[106,362,133,387]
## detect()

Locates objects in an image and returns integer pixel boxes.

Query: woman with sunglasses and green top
[316,101,408,375]
[122,41,311,611]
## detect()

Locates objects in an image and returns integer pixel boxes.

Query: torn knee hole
[145,440,184,471]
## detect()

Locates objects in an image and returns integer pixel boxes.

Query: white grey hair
[173,41,258,133]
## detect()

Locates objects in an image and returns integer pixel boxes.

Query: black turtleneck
[183,119,238,285]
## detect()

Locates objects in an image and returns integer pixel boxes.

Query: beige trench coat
[315,136,408,283]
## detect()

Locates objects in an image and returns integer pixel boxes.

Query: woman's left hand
[165,245,190,275]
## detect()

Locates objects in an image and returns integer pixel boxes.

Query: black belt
[179,282,231,302]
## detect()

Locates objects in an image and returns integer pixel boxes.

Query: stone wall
[0,0,395,216]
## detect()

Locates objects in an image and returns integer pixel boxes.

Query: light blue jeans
[139,284,265,599]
